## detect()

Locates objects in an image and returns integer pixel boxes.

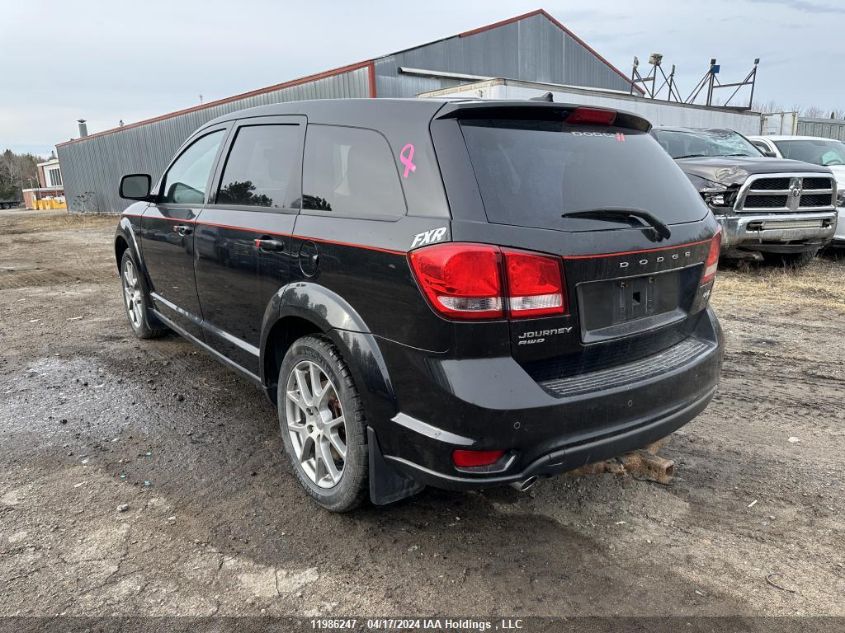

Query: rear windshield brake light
[566,107,617,126]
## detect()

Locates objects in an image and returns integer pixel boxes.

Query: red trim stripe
[563,238,711,261]
[121,213,405,255]
[123,214,707,259]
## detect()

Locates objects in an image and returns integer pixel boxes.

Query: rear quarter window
[460,118,707,230]
[302,125,406,219]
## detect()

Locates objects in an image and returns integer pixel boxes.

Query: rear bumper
[374,308,723,491]
[716,211,836,250]
[385,385,716,490]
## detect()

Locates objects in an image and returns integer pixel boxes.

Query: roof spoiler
[434,101,651,132]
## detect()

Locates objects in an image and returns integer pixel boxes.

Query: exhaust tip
[510,476,538,492]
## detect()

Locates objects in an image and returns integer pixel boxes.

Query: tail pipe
[510,476,538,492]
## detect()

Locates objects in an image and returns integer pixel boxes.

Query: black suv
[116,99,724,511]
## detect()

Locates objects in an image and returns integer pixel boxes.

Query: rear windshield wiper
[561,208,672,241]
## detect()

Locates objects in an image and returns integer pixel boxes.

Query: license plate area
[577,269,686,343]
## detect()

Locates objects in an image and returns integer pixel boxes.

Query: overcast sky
[1,0,842,157]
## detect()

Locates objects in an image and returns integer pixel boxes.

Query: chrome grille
[539,338,714,398]
[801,193,834,208]
[737,174,836,213]
[751,178,790,191]
[803,177,832,190]
[745,194,788,208]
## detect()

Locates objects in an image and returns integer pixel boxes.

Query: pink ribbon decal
[400,143,416,178]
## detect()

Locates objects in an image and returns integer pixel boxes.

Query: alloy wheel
[122,258,144,330]
[284,360,347,488]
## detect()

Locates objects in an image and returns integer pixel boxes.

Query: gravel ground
[1,209,843,620]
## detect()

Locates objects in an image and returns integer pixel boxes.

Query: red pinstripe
[121,213,405,255]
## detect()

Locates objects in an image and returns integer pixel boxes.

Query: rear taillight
[701,228,722,285]
[452,449,506,468]
[503,248,566,317]
[409,243,566,321]
[408,243,503,319]
[566,107,617,126]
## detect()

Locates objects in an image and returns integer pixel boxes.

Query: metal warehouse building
[57,9,643,214]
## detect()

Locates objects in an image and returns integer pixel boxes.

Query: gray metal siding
[58,67,370,213]
[797,118,845,142]
[375,13,631,98]
[58,12,636,214]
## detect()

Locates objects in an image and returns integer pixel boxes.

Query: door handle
[174,224,193,237]
[254,237,285,252]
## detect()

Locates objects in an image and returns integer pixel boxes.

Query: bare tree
[802,106,827,119]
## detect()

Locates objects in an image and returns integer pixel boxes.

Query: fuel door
[298,240,319,277]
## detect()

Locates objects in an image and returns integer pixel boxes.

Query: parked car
[115,99,724,512]
[748,135,845,248]
[652,127,838,267]
[0,197,22,209]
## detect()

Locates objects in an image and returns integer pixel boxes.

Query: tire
[119,250,168,339]
[277,335,368,512]
[762,248,818,269]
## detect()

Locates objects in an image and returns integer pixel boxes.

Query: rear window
[460,119,708,230]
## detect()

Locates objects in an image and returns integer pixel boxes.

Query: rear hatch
[431,102,719,385]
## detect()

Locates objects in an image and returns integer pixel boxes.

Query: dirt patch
[0,210,843,618]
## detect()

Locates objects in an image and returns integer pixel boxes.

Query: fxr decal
[399,143,416,178]
[411,227,447,249]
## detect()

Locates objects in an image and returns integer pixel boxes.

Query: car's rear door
[141,127,228,339]
[194,115,305,375]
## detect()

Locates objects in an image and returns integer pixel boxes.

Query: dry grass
[0,210,118,234]
[713,255,845,314]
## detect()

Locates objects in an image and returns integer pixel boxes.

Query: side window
[751,140,771,155]
[216,124,302,209]
[161,130,225,204]
[302,125,405,218]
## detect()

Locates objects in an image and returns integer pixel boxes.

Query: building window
[48,167,62,187]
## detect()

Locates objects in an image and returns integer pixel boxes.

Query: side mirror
[119,174,153,201]
[762,149,777,158]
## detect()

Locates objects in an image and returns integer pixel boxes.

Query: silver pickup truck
[652,127,838,267]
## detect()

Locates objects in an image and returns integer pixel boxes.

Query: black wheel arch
[114,217,148,281]
[259,282,398,421]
